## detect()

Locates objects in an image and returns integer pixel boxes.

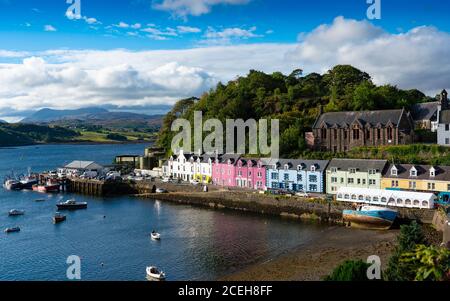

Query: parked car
[156,188,168,194]
[190,179,200,186]
[295,192,310,198]
[162,177,171,183]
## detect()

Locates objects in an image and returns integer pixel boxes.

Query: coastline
[0,140,154,148]
[220,226,399,281]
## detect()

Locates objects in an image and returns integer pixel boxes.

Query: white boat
[151,231,161,240]
[9,209,25,216]
[146,266,166,280]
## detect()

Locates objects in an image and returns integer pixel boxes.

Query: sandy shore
[220,226,399,281]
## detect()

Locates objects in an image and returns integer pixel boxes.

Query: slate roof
[218,154,242,164]
[65,161,104,170]
[327,159,388,173]
[265,159,330,172]
[313,109,405,129]
[383,163,450,181]
[440,110,450,124]
[411,102,439,121]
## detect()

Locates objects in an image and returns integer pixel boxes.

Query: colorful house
[164,150,198,181]
[235,158,267,190]
[326,159,388,194]
[265,159,329,193]
[381,163,450,204]
[212,154,241,187]
[193,153,215,184]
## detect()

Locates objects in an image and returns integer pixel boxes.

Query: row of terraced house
[162,150,450,204]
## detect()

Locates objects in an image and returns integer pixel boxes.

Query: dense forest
[157,65,433,157]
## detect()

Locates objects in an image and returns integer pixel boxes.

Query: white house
[164,150,197,182]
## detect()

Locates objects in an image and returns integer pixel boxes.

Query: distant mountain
[22,107,109,123]
[21,107,164,130]
[0,120,7,124]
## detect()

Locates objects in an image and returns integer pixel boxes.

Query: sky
[0,0,450,121]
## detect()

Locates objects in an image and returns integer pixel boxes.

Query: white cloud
[66,10,101,25]
[44,25,57,32]
[131,23,142,29]
[153,0,250,18]
[288,16,450,94]
[201,26,262,45]
[141,26,178,40]
[115,22,130,28]
[0,50,30,58]
[177,26,201,34]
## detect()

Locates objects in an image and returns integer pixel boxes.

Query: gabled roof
[218,154,242,164]
[266,159,329,172]
[65,161,104,170]
[411,102,439,121]
[327,159,388,173]
[383,163,450,181]
[313,109,406,129]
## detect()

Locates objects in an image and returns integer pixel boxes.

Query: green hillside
[157,65,433,157]
[0,124,80,147]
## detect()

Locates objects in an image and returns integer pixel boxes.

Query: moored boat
[56,200,88,210]
[53,212,67,224]
[4,227,21,233]
[146,266,166,280]
[20,177,39,190]
[33,180,60,193]
[343,205,398,230]
[151,231,161,240]
[4,179,22,191]
[8,209,25,216]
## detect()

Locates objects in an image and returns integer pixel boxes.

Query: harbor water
[0,144,330,281]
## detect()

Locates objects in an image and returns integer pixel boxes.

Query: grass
[76,130,156,143]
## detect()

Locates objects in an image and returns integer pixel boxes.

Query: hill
[22,107,164,130]
[0,124,80,147]
[157,65,434,157]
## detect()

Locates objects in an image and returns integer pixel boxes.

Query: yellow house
[381,164,450,194]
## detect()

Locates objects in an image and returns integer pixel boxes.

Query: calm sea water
[0,144,328,281]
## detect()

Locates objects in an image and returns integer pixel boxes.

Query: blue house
[264,159,330,193]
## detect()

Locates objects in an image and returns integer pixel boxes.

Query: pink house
[212,154,241,187]
[235,158,266,190]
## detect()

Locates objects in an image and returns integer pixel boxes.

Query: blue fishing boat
[343,205,398,230]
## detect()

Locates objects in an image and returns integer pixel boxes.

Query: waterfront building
[311,108,415,152]
[234,158,267,190]
[164,150,198,181]
[193,153,215,184]
[381,163,450,202]
[326,159,388,194]
[62,161,105,177]
[336,187,436,209]
[265,159,329,193]
[212,154,241,187]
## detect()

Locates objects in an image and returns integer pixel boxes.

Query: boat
[33,180,60,193]
[4,179,22,191]
[56,200,88,210]
[146,266,166,280]
[20,177,39,190]
[343,205,398,230]
[35,199,46,202]
[8,209,25,216]
[4,227,21,233]
[53,212,67,224]
[151,231,161,240]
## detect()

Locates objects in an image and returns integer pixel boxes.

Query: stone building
[311,108,415,152]
[437,90,450,146]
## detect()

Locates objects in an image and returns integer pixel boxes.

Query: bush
[106,133,128,141]
[400,245,450,281]
[384,221,425,281]
[324,260,371,281]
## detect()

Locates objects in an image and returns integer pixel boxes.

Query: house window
[349,168,356,174]
[330,167,337,173]
[272,183,278,189]
[377,128,381,140]
[348,178,354,184]
[391,168,397,176]
[369,179,376,185]
[357,179,361,185]
[446,124,450,131]
[331,177,338,183]
[353,129,360,140]
[284,173,289,181]
[309,184,318,192]
[309,175,318,183]
[428,183,436,190]
[297,174,303,182]
[409,181,416,189]
[387,127,393,140]
[362,179,367,185]
[366,129,370,139]
[334,129,338,140]
[271,173,278,180]
[257,172,262,178]
[410,168,417,177]
[321,128,327,139]
[430,169,435,177]
[392,180,399,187]
[368,169,377,175]
[446,138,450,145]
[344,131,348,139]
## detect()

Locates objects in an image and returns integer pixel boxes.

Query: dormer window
[284,164,289,171]
[368,169,377,175]
[349,168,356,174]
[311,165,317,172]
[391,166,398,176]
[430,167,436,177]
[410,167,417,177]
[330,167,337,173]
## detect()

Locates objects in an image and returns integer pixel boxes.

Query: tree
[400,245,450,281]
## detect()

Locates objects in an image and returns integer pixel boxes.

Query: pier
[66,178,138,196]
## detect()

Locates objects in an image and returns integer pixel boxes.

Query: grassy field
[76,130,156,143]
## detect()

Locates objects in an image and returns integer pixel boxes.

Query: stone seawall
[133,182,437,225]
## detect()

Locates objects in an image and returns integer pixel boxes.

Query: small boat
[4,180,22,191]
[8,209,25,216]
[343,205,398,230]
[53,212,67,224]
[151,231,161,240]
[35,199,46,202]
[56,199,88,210]
[146,266,166,280]
[155,188,168,194]
[4,227,21,233]
[20,177,39,190]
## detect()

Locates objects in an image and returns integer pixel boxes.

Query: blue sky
[0,0,449,51]
[1,0,450,121]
